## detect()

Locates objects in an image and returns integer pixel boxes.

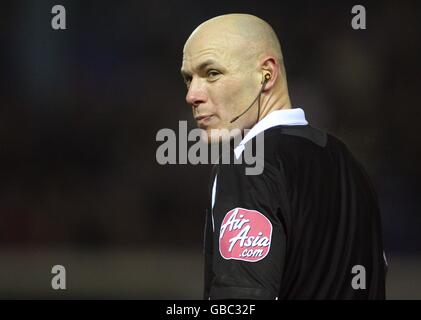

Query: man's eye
[207,70,220,78]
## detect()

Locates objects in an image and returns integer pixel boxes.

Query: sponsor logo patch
[219,207,272,262]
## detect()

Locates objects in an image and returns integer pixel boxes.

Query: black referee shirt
[203,108,386,300]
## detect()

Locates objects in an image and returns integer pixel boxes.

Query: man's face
[181,31,260,143]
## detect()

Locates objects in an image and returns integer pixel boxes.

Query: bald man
[181,14,386,300]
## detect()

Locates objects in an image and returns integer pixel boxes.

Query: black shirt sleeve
[205,151,288,300]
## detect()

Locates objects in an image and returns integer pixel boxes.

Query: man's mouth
[195,114,214,123]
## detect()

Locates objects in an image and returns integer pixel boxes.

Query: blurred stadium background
[0,0,420,299]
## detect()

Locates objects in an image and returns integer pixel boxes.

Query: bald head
[184,14,284,73]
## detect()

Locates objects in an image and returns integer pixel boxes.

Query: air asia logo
[219,208,272,262]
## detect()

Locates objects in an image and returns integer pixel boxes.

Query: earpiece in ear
[261,73,271,84]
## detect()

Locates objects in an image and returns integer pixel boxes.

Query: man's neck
[258,93,292,121]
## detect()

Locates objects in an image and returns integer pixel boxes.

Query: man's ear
[260,57,279,91]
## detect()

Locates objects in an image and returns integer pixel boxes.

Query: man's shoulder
[262,125,328,148]
[250,125,327,163]
[250,124,352,168]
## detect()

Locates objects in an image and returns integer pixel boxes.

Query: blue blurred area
[0,0,420,298]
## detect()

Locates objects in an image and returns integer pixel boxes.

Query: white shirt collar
[234,107,308,159]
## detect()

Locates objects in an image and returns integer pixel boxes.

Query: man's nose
[186,78,207,107]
